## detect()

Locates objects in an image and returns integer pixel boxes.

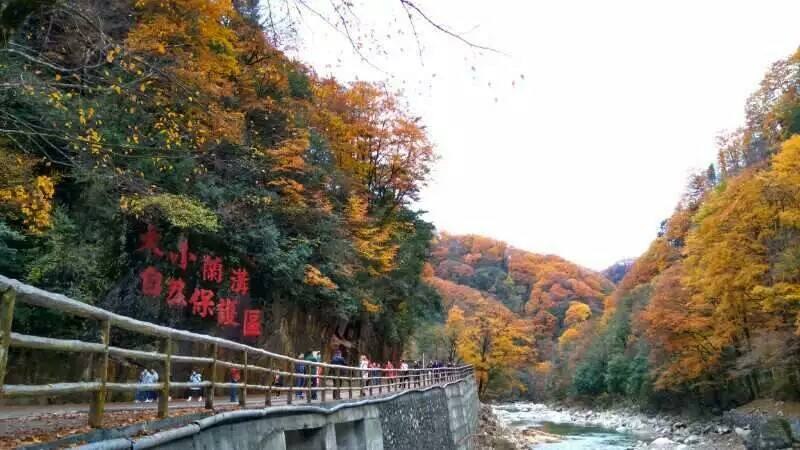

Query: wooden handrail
[0,274,474,430]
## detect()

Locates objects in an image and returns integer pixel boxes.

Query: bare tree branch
[398,0,504,55]
[293,0,388,73]
[400,1,424,64]
[259,0,504,64]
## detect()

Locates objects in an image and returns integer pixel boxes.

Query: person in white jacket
[143,369,154,403]
[135,368,148,403]
[399,360,409,389]
[359,355,369,396]
[187,370,203,402]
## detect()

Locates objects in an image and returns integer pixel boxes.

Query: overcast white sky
[289,0,800,270]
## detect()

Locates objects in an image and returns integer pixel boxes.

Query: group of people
[293,350,322,400]
[134,368,159,403]
[357,355,414,389]
[135,367,207,403]
[134,352,454,405]
[289,350,425,400]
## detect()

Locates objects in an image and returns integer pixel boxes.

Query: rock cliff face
[602,259,636,284]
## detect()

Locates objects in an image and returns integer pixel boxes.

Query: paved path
[0,388,391,420]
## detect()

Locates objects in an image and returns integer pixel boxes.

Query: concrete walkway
[0,388,389,420]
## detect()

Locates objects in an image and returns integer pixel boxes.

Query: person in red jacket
[230,367,241,403]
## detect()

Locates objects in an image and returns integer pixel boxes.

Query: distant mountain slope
[423,232,615,398]
[429,232,614,315]
[602,258,636,284]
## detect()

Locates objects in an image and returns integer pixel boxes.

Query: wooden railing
[0,275,473,428]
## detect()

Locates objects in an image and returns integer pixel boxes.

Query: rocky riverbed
[475,403,561,449]
[482,402,749,449]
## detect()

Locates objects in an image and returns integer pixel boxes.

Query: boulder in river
[716,425,732,434]
[749,418,793,450]
[519,427,562,445]
[650,437,674,446]
[734,426,751,441]
[683,434,701,444]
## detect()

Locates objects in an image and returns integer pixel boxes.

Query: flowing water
[493,403,643,449]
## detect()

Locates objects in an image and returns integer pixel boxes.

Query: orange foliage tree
[429,275,535,397]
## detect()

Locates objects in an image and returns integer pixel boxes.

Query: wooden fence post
[334,367,341,400]
[306,363,312,403]
[88,319,111,428]
[334,367,340,400]
[158,337,172,418]
[320,366,326,403]
[287,359,294,405]
[369,369,374,397]
[265,357,273,407]
[239,351,247,407]
[0,289,16,389]
[347,368,353,399]
[205,343,217,410]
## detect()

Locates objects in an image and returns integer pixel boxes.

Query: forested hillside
[5,0,800,418]
[417,233,615,398]
[0,0,439,369]
[425,48,800,410]
[553,48,800,410]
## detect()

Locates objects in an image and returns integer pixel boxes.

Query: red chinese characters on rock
[242,309,262,337]
[168,239,197,270]
[230,268,249,295]
[189,288,215,318]
[166,277,187,308]
[135,225,260,337]
[140,266,163,297]
[202,255,223,283]
[138,224,164,258]
[216,298,239,327]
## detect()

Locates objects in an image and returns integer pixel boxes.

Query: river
[492,403,643,449]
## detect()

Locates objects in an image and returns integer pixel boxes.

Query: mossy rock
[752,418,793,450]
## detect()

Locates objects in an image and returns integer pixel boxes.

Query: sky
[287,0,800,270]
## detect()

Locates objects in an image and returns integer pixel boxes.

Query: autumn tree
[313,80,436,214]
[564,301,592,327]
[446,297,534,397]
[0,0,440,361]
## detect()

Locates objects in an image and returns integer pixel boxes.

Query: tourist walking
[400,360,409,389]
[412,360,421,387]
[142,368,154,403]
[295,353,306,399]
[331,349,346,366]
[359,355,369,396]
[187,369,203,402]
[385,361,395,388]
[273,373,283,398]
[304,351,319,400]
[331,349,346,399]
[313,351,322,400]
[369,361,380,388]
[229,367,241,403]
[135,367,147,403]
